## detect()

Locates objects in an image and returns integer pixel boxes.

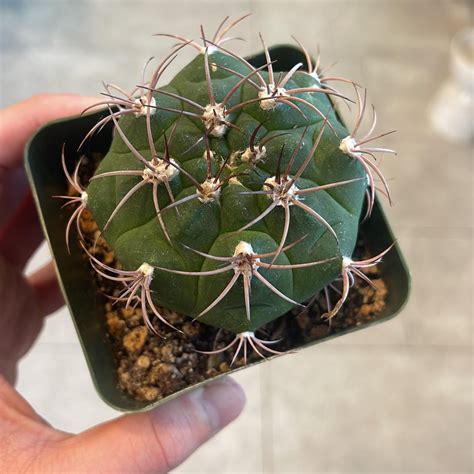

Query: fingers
[0,191,43,269]
[27,261,63,317]
[0,376,67,474]
[0,254,44,382]
[0,93,100,169]
[0,166,29,228]
[58,377,245,473]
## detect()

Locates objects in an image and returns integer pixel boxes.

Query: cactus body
[86,47,367,335]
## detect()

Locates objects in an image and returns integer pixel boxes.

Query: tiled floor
[1,0,472,472]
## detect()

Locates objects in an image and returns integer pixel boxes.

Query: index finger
[0,93,100,169]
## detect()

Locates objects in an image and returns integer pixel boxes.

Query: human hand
[0,94,245,473]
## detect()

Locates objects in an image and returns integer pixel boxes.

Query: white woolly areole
[200,45,218,55]
[202,104,227,137]
[138,263,154,278]
[143,158,179,182]
[263,176,279,191]
[233,242,260,275]
[339,136,358,155]
[233,241,255,257]
[210,123,228,137]
[197,179,221,203]
[241,145,266,163]
[134,95,156,116]
[240,331,255,338]
[81,191,88,204]
[258,86,287,110]
[264,176,299,205]
[342,256,352,268]
[309,70,321,83]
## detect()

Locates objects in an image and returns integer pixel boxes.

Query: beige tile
[24,240,50,273]
[1,51,128,106]
[30,308,80,344]
[364,53,450,142]
[376,139,472,231]
[399,232,473,348]
[1,1,253,54]
[248,1,372,63]
[441,0,473,30]
[337,114,472,235]
[1,1,254,106]
[263,345,472,473]
[250,0,461,57]
[174,365,264,474]
[345,43,473,232]
[16,342,118,433]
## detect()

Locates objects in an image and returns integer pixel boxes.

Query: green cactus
[64,16,395,360]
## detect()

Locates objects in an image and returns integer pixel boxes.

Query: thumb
[58,377,245,473]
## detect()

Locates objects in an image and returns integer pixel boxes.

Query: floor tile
[263,345,472,473]
[399,232,473,348]
[372,139,473,231]
[16,342,118,433]
[0,1,254,106]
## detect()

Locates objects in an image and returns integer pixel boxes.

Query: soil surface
[72,153,388,403]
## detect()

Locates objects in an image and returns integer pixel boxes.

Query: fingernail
[193,377,246,432]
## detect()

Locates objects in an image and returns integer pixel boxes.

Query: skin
[0,94,246,473]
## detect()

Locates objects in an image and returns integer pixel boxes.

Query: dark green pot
[24,46,410,412]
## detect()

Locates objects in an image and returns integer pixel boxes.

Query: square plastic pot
[24,46,410,412]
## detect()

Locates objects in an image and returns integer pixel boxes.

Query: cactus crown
[61,15,396,362]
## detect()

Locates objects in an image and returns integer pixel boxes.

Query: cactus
[62,16,396,362]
